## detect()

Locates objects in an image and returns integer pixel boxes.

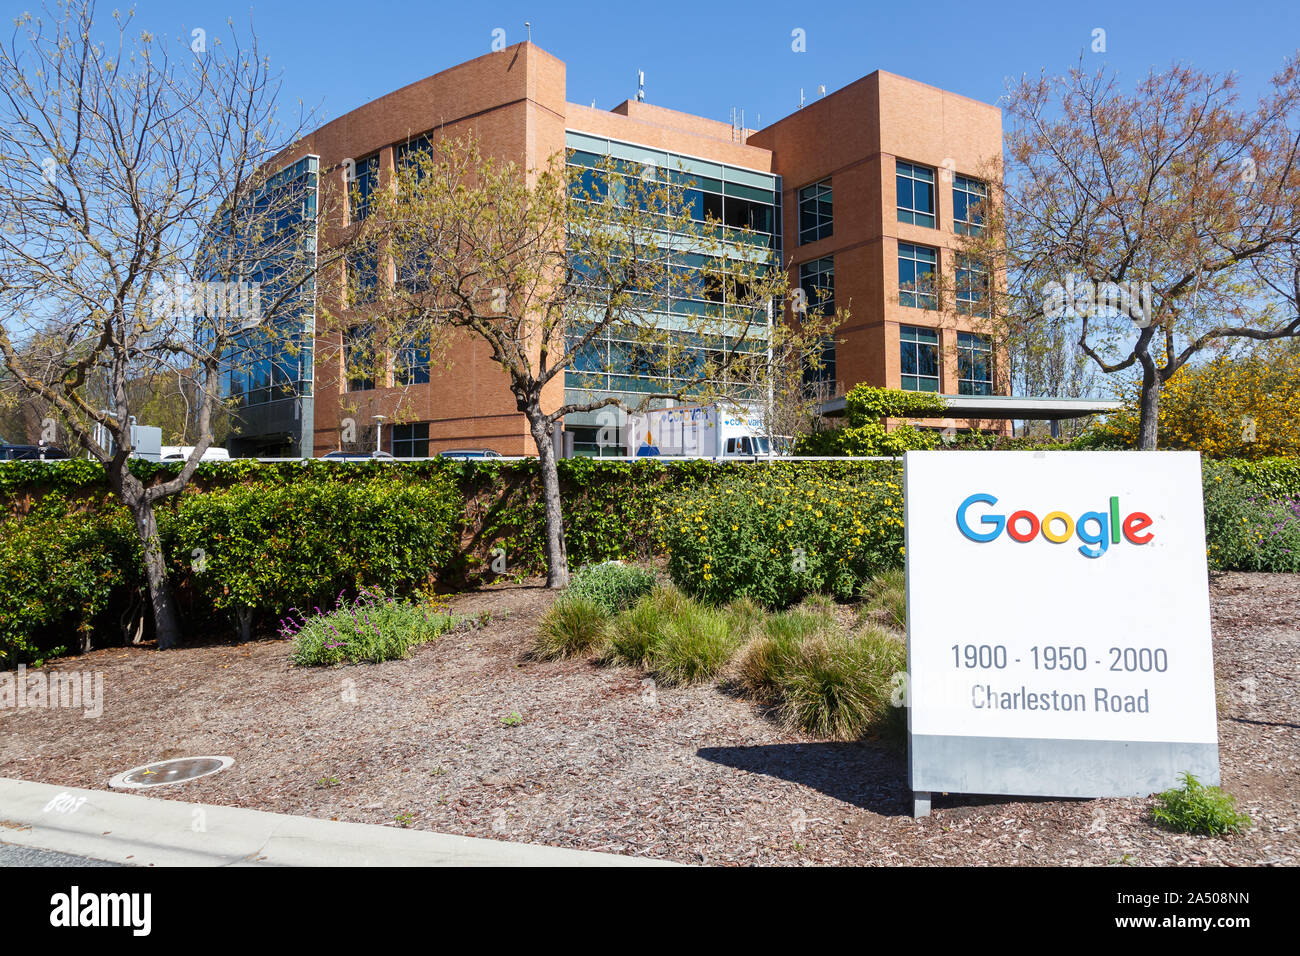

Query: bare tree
[962,57,1300,448]
[337,135,836,587]
[0,1,341,648]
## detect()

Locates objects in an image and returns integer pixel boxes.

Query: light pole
[373,415,387,455]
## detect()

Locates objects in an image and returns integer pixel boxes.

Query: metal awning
[817,394,1125,420]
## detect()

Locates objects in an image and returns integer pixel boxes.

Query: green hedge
[1224,457,1300,499]
[0,454,1294,663]
[162,477,462,634]
[0,505,142,667]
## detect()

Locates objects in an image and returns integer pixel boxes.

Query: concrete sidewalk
[0,777,674,867]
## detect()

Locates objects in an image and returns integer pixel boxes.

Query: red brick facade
[260,43,1006,456]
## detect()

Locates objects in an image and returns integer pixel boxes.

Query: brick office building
[221,42,1006,458]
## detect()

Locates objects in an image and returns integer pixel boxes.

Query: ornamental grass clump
[735,597,905,741]
[604,587,743,686]
[860,567,908,633]
[533,594,611,661]
[286,588,457,666]
[1151,773,1252,836]
[775,624,906,741]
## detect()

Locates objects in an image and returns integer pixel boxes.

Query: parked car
[0,443,70,460]
[160,446,232,462]
[437,448,503,460]
[321,450,394,461]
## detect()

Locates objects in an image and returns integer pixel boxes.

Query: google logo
[956,493,1154,559]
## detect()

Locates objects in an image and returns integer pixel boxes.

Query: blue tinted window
[798,179,832,244]
[898,242,938,308]
[900,325,940,392]
[897,161,936,228]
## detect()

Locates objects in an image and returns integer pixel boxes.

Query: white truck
[624,403,775,459]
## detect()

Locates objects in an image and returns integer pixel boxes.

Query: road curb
[0,777,675,867]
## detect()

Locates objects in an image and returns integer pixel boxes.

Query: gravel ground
[0,571,1295,866]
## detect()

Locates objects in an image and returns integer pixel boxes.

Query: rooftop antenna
[799,88,805,109]
[636,69,645,102]
[524,21,532,42]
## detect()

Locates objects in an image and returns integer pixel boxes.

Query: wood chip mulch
[2,571,1296,866]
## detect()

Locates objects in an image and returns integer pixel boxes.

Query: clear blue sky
[103,0,1299,132]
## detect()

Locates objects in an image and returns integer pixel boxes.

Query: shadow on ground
[697,742,914,816]
[698,742,1091,817]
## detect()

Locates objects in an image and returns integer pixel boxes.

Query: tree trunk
[1137,363,1161,451]
[529,411,569,589]
[235,606,254,643]
[118,475,183,650]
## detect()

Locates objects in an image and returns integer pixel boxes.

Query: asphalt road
[0,841,122,866]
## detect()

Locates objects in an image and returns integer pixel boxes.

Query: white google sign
[902,451,1220,815]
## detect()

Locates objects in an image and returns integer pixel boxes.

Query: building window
[953,175,986,236]
[956,254,989,316]
[896,160,936,228]
[798,256,835,314]
[348,248,378,302]
[798,179,832,244]
[900,325,940,392]
[349,154,379,222]
[392,422,430,458]
[898,242,938,308]
[958,332,993,396]
[343,324,376,392]
[395,334,430,385]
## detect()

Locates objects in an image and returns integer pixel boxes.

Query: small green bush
[286,589,457,666]
[533,595,611,661]
[565,561,656,615]
[1151,773,1251,836]
[660,470,905,607]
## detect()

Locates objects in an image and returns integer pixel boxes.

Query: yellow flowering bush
[1094,349,1300,458]
[658,469,905,606]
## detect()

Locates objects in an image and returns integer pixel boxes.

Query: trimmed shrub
[795,385,946,456]
[565,561,656,614]
[533,595,611,661]
[1151,772,1251,836]
[659,470,905,607]
[286,588,457,666]
[164,477,462,638]
[0,506,141,666]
